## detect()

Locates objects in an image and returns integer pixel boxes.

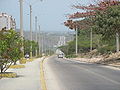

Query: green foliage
[97,37,116,54]
[98,45,115,54]
[62,4,120,56]
[93,5,120,40]
[31,41,38,56]
[65,54,77,58]
[60,28,117,56]
[0,29,22,73]
[78,30,99,53]
[24,40,39,56]
[59,41,75,56]
[60,30,98,55]
[24,40,31,55]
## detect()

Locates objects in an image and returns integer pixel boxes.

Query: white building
[0,13,16,30]
[57,36,66,47]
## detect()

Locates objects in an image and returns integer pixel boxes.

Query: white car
[58,54,64,58]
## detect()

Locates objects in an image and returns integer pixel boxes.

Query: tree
[69,0,120,19]
[64,0,120,53]
[0,29,22,73]
[24,40,31,55]
[93,5,120,38]
[24,40,39,57]
[92,5,120,52]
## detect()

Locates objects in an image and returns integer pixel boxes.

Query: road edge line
[40,58,47,90]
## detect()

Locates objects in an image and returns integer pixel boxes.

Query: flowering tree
[69,0,120,19]
[64,0,120,28]
[64,0,120,53]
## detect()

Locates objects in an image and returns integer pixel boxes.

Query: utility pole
[35,16,38,57]
[90,28,93,51]
[39,25,41,55]
[116,32,119,52]
[75,26,78,55]
[41,32,44,56]
[30,5,32,58]
[44,34,46,56]
[19,0,24,56]
[49,40,51,55]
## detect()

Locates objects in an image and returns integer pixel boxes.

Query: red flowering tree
[64,0,120,53]
[64,0,120,29]
[69,0,120,19]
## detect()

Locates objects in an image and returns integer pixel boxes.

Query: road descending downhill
[45,56,120,90]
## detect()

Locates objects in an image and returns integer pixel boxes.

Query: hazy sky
[0,0,92,32]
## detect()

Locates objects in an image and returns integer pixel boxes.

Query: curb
[40,58,47,90]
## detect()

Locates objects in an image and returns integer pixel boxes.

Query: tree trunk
[0,66,3,73]
[14,61,17,65]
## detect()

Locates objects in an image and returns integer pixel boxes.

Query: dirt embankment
[73,50,120,68]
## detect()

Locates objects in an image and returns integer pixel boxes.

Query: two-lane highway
[45,56,120,90]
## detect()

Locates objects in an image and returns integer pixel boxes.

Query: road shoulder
[64,57,120,70]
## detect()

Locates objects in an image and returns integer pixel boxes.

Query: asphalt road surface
[46,56,120,90]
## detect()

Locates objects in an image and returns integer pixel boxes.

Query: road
[45,56,120,90]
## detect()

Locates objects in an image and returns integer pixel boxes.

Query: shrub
[0,30,22,73]
[65,54,78,58]
[98,45,115,54]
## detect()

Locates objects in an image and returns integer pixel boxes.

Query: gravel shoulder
[65,57,120,70]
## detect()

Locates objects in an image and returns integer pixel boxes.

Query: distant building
[0,13,16,30]
[57,36,66,47]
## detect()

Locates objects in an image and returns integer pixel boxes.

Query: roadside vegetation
[62,0,120,63]
[0,29,39,75]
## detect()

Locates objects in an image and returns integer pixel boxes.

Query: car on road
[58,54,64,58]
[25,54,29,59]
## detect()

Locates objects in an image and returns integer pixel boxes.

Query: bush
[98,45,115,54]
[65,54,78,58]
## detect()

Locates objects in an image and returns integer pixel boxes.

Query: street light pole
[35,16,38,57]
[90,28,93,51]
[75,26,78,55]
[39,25,41,55]
[116,32,119,52]
[30,5,33,58]
[19,0,24,56]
